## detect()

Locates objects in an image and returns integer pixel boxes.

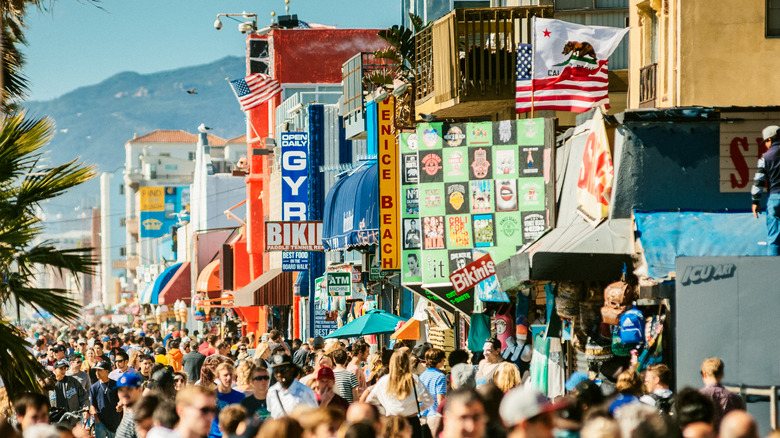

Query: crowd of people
[0,322,771,438]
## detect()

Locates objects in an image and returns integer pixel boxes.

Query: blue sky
[24,0,401,101]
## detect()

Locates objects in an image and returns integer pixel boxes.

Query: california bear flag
[516,17,629,113]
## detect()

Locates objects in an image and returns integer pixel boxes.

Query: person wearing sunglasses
[174,386,218,438]
[266,353,317,419]
[173,371,188,392]
[241,366,272,421]
[109,350,136,381]
[66,353,92,391]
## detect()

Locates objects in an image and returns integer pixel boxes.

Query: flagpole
[226,77,263,143]
[530,17,535,119]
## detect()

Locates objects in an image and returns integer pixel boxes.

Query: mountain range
[23,56,248,211]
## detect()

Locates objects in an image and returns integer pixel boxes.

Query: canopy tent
[234,268,293,307]
[158,262,192,304]
[390,318,421,340]
[148,263,182,305]
[196,260,221,299]
[324,309,406,339]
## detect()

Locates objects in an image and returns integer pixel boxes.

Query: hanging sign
[378,97,400,270]
[265,221,324,251]
[326,272,352,296]
[449,253,497,294]
[281,132,310,269]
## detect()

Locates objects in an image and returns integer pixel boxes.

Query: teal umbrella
[324,309,407,339]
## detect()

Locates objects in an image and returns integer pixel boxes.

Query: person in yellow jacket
[166,338,184,372]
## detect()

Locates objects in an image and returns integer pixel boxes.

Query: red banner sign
[449,254,496,294]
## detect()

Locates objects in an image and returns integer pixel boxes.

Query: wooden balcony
[639,63,657,108]
[342,52,397,139]
[414,6,553,120]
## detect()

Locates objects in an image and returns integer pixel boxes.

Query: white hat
[500,386,565,427]
[762,125,779,141]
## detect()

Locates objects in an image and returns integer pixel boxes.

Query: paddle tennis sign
[265,221,324,251]
[449,254,496,294]
[327,272,352,296]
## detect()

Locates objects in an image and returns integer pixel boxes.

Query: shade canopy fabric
[325,309,407,339]
[322,163,379,250]
[138,282,155,305]
[148,263,182,305]
[158,262,191,304]
[234,268,293,307]
[196,260,221,299]
[390,317,421,340]
[634,211,765,280]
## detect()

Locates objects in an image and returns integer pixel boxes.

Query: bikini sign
[449,254,496,294]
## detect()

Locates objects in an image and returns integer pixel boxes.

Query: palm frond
[0,322,45,399]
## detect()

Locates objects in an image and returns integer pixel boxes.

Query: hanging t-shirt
[494,310,516,350]
[467,313,492,353]
[529,334,550,396]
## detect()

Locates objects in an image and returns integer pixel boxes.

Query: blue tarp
[322,163,379,250]
[148,263,182,305]
[634,212,766,280]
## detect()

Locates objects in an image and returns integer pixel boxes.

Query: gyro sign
[265,221,324,251]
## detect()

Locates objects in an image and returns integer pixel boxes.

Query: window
[120,217,126,227]
[119,184,124,195]
[769,0,780,37]
[159,153,171,157]
[119,247,126,257]
[188,152,196,161]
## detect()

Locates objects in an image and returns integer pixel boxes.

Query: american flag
[229,73,282,112]
[516,45,611,113]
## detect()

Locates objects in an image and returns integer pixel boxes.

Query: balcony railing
[342,52,397,139]
[126,219,139,236]
[415,6,553,114]
[639,63,657,108]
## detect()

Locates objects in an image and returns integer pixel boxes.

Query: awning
[294,274,309,297]
[196,260,221,299]
[234,269,293,307]
[322,163,379,250]
[158,262,192,304]
[390,318,421,340]
[139,282,155,305]
[634,211,765,280]
[148,263,182,305]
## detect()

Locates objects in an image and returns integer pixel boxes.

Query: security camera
[214,18,223,30]
[238,22,254,34]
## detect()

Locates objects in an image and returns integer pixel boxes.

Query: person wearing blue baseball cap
[115,373,143,438]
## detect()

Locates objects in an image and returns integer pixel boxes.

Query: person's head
[216,362,235,390]
[173,371,187,391]
[407,254,419,271]
[451,363,477,390]
[133,393,163,438]
[633,414,682,438]
[700,357,724,384]
[763,125,779,145]
[315,366,336,394]
[448,349,470,367]
[67,354,82,372]
[382,415,413,438]
[175,386,218,437]
[299,406,345,438]
[153,400,179,429]
[208,334,218,346]
[331,349,349,367]
[683,422,716,438]
[674,387,716,428]
[139,355,154,376]
[644,364,672,392]
[215,340,231,357]
[271,354,298,389]
[387,350,414,399]
[344,422,376,438]
[218,404,248,436]
[53,359,69,380]
[493,362,522,393]
[351,340,369,361]
[257,417,304,438]
[615,370,644,397]
[14,392,50,431]
[442,389,487,438]
[425,348,446,369]
[170,338,181,350]
[53,345,65,360]
[114,350,130,371]
[252,366,271,397]
[269,329,282,342]
[94,343,104,356]
[312,336,325,351]
[483,338,502,361]
[235,360,256,388]
[316,352,334,370]
[346,402,381,432]
[117,373,144,408]
[93,360,112,382]
[581,416,621,438]
[500,386,560,438]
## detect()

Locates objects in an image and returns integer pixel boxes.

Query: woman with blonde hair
[493,362,522,392]
[234,360,256,396]
[128,348,142,371]
[366,350,433,437]
[615,370,644,397]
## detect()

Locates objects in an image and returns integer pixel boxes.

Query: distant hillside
[23,56,248,214]
[24,55,247,172]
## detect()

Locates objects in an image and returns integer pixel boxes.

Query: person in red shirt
[199,334,218,356]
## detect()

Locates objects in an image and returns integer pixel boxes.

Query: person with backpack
[640,364,675,414]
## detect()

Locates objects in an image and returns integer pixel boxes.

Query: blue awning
[149,263,183,305]
[294,274,309,297]
[322,163,379,250]
[634,212,766,280]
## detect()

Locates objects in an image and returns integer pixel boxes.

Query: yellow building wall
[630,0,780,109]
